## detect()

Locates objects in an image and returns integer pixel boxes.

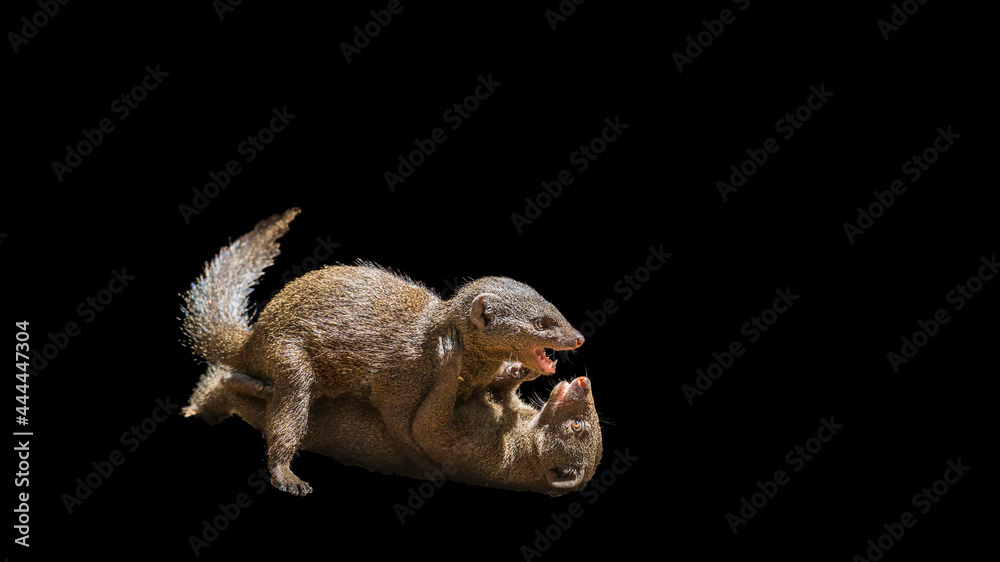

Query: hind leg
[263,353,317,496]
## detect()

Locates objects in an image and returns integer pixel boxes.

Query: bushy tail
[181,208,300,366]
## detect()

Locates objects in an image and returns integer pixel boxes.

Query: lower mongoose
[181,208,585,495]
[184,334,603,495]
[414,329,603,493]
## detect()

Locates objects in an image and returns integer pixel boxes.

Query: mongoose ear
[470,293,498,330]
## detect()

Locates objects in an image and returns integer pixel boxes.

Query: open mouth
[533,347,558,374]
[549,378,587,410]
[545,465,585,490]
[554,380,570,404]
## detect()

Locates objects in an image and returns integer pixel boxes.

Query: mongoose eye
[571,419,584,432]
[534,319,546,330]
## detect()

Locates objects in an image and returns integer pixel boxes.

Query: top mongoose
[181,208,585,495]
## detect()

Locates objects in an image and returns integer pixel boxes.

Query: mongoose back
[182,209,585,495]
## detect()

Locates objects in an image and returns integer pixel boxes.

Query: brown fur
[185,338,603,495]
[181,209,587,495]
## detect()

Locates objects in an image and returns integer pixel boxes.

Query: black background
[5,1,994,560]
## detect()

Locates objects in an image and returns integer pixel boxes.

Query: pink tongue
[558,382,569,401]
[536,349,556,372]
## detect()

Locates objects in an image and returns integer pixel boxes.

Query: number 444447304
[15,321,30,426]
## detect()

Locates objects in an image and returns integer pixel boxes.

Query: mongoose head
[457,277,584,376]
[529,376,603,496]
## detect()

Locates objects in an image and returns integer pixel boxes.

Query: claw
[270,467,312,496]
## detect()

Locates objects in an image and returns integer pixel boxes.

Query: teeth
[536,348,558,371]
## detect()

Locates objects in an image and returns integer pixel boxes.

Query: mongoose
[185,334,603,495]
[414,330,602,493]
[181,208,585,495]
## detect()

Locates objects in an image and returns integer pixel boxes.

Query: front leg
[412,327,464,461]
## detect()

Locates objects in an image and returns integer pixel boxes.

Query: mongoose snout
[534,375,597,428]
[523,333,585,374]
[552,377,591,408]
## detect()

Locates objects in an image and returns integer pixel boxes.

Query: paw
[270,466,313,496]
[437,326,463,374]
[497,361,529,381]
